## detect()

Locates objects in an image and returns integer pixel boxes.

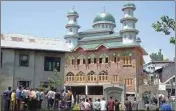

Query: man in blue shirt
[16,86,22,111]
[3,87,12,111]
[160,98,172,111]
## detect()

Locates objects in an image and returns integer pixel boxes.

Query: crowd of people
[76,96,173,111]
[2,86,174,111]
[76,96,137,111]
[2,86,74,111]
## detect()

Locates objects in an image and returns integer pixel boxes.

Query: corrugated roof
[1,33,70,52]
[79,32,121,41]
[76,42,139,50]
[81,28,112,32]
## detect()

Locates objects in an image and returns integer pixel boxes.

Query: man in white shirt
[93,98,101,111]
[46,88,56,109]
[40,89,45,109]
[84,99,91,110]
[100,98,107,111]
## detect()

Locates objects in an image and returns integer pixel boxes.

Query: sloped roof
[76,42,137,50]
[75,41,147,55]
[79,32,121,41]
[1,33,70,52]
[79,28,113,34]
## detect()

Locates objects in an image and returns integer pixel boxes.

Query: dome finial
[103,5,106,12]
[72,5,75,10]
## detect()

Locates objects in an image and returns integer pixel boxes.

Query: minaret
[120,3,139,44]
[64,5,80,50]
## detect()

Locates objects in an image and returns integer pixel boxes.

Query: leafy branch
[152,15,176,44]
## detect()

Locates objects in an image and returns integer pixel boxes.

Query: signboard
[159,84,166,90]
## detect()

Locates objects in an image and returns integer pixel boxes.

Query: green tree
[40,69,63,91]
[150,49,164,61]
[152,15,176,44]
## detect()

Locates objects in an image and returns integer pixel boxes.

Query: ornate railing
[65,75,121,83]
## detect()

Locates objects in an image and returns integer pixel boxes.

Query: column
[85,85,88,95]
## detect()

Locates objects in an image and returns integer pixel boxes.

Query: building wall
[64,47,144,93]
[1,48,65,90]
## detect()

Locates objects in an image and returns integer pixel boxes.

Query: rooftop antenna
[72,5,75,10]
[103,5,106,12]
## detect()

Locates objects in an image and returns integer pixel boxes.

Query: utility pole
[174,1,176,110]
[175,1,176,109]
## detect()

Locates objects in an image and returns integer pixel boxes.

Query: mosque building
[1,2,147,99]
[64,3,147,98]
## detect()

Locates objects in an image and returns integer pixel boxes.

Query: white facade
[65,9,80,50]
[120,6,138,44]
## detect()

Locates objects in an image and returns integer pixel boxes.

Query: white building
[143,61,172,85]
[0,33,70,92]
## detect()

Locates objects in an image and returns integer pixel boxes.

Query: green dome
[123,3,135,8]
[68,10,78,15]
[93,12,116,24]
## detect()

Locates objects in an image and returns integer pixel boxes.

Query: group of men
[2,86,74,111]
[3,86,45,111]
[78,96,138,111]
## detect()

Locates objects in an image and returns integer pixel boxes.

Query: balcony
[65,75,120,84]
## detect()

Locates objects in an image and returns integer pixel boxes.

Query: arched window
[87,71,96,81]
[66,72,74,82]
[106,24,108,28]
[99,70,108,82]
[88,54,96,64]
[122,52,132,67]
[69,28,72,32]
[67,56,75,65]
[76,71,85,82]
[77,55,86,65]
[99,53,108,63]
[112,54,116,62]
[73,17,76,22]
[129,35,132,39]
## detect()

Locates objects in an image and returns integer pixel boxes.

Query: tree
[40,69,63,91]
[152,15,176,44]
[150,49,164,61]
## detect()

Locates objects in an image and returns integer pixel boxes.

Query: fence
[1,94,5,111]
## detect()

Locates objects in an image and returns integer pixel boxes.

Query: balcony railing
[65,75,120,83]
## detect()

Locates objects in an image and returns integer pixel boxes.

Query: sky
[1,1,175,63]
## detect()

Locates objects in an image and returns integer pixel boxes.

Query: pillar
[85,85,88,95]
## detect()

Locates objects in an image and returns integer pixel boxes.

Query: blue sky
[1,1,175,63]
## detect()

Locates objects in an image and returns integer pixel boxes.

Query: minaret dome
[92,6,116,30]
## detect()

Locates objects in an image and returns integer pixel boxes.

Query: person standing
[84,99,91,111]
[40,88,45,109]
[114,99,120,111]
[93,98,101,111]
[79,98,85,111]
[131,97,138,111]
[21,87,30,110]
[46,88,55,109]
[11,90,16,111]
[160,98,172,111]
[100,98,107,111]
[148,98,159,111]
[54,89,60,109]
[36,88,41,109]
[107,96,115,111]
[88,98,93,110]
[30,88,37,110]
[16,86,22,111]
[124,97,132,111]
[3,87,12,111]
